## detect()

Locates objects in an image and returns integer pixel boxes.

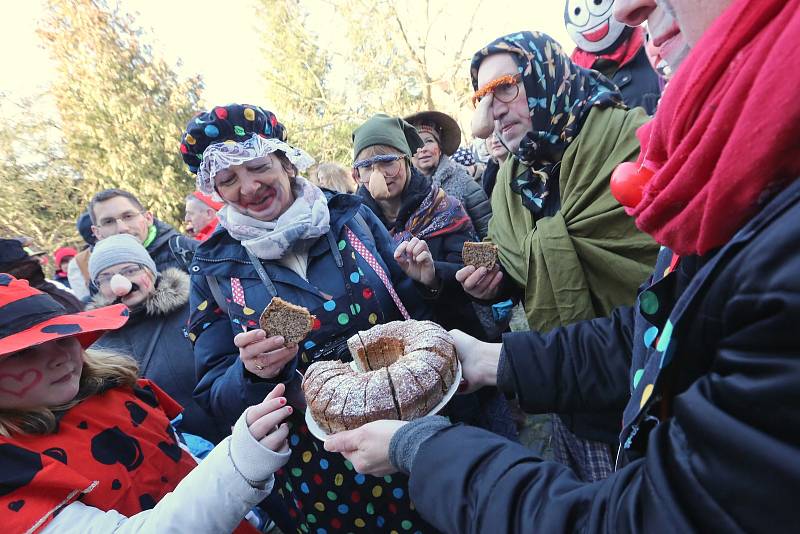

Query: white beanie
[89,234,158,281]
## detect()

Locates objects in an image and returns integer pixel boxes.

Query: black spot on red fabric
[121,308,129,317]
[139,493,157,511]
[90,427,144,472]
[132,385,159,408]
[0,444,42,497]
[77,421,88,429]
[160,476,168,483]
[0,274,12,286]
[125,401,148,427]
[42,447,68,464]
[7,500,24,512]
[157,441,183,463]
[111,479,122,490]
[40,324,82,335]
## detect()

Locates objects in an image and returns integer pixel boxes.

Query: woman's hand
[324,420,407,476]
[394,237,436,287]
[450,329,501,393]
[246,383,292,452]
[235,329,298,379]
[455,265,503,300]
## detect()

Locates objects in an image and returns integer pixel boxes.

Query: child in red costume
[0,273,292,533]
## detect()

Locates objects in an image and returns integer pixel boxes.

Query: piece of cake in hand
[462,241,498,270]
[259,296,314,344]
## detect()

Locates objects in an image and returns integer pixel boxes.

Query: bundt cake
[302,320,458,434]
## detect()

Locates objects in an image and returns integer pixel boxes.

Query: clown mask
[564,0,627,54]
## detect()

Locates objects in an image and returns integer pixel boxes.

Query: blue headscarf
[470,31,623,214]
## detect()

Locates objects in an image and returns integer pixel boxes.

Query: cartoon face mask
[564,0,627,54]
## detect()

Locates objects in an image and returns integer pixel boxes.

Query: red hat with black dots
[0,274,129,358]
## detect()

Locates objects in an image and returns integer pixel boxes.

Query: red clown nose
[610,162,655,208]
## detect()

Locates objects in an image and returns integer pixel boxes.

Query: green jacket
[489,106,658,332]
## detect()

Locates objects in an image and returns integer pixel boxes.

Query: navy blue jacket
[600,46,662,115]
[406,178,800,532]
[188,192,431,425]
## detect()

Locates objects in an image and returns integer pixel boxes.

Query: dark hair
[88,189,145,224]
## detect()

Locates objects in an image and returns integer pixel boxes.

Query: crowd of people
[1,0,798,531]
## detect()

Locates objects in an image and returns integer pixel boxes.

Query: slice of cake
[462,242,498,270]
[259,297,314,344]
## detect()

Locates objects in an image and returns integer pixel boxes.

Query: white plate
[304,361,463,442]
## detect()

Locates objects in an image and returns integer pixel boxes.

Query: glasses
[95,265,145,287]
[353,155,406,183]
[471,74,522,107]
[96,211,145,230]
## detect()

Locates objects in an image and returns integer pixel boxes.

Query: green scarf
[488,106,658,332]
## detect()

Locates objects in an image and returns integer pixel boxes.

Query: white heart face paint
[564,0,627,53]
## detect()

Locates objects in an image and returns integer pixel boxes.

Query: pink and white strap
[345,227,411,320]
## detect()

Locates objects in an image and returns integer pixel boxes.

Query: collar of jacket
[88,267,189,318]
[146,219,180,253]
[357,168,432,232]
[190,191,364,277]
[431,154,460,188]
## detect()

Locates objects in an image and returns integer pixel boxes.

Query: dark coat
[600,46,662,115]
[431,155,492,239]
[188,192,433,426]
[406,178,800,532]
[357,170,488,339]
[90,268,228,443]
[147,219,198,273]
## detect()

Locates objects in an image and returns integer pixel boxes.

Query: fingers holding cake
[455,264,503,300]
[324,420,407,476]
[235,328,299,378]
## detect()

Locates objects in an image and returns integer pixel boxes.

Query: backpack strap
[352,212,374,244]
[168,235,195,271]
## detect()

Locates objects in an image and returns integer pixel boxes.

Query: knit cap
[352,114,424,160]
[89,234,158,282]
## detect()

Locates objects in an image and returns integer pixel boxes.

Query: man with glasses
[88,189,197,281]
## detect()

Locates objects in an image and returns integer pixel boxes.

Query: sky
[0,0,573,113]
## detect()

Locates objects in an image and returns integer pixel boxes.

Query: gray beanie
[89,234,158,281]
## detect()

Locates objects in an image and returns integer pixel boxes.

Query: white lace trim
[196,134,315,194]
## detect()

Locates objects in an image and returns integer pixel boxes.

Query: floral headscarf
[470,31,623,213]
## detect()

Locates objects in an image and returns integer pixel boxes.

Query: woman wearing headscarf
[181,104,438,533]
[456,31,660,481]
[404,111,492,239]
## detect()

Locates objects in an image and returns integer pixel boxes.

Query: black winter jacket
[430,155,492,239]
[146,219,198,273]
[405,178,800,533]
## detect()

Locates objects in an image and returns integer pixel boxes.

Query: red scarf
[571,27,644,70]
[630,0,800,256]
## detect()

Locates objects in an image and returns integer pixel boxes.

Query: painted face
[565,0,627,53]
[413,132,442,175]
[0,338,83,410]
[214,153,296,222]
[92,197,153,244]
[96,262,156,308]
[614,0,693,71]
[476,53,533,154]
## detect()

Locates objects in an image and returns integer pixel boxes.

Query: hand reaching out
[324,420,407,476]
[246,383,292,452]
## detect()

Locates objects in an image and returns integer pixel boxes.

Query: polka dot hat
[180,104,288,176]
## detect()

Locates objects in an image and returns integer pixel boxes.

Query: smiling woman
[180,104,444,532]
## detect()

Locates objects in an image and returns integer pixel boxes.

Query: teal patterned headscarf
[471,31,623,214]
